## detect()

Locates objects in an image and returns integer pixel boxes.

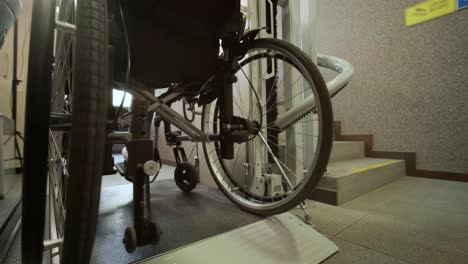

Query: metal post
[301,0,318,63]
[300,0,318,172]
[220,41,235,160]
[221,82,234,159]
[11,21,23,169]
[279,0,318,185]
[247,0,261,182]
[12,22,18,122]
[128,96,155,245]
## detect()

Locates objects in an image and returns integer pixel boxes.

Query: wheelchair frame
[22,0,355,259]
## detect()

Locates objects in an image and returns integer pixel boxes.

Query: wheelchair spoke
[234,82,247,117]
[262,76,305,119]
[263,126,318,138]
[258,133,294,190]
[47,0,77,255]
[202,40,332,213]
[264,137,304,166]
[252,139,288,195]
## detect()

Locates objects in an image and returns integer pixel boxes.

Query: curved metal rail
[317,54,354,98]
[274,54,354,130]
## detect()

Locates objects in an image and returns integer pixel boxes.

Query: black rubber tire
[21,1,56,263]
[60,0,109,263]
[123,227,137,253]
[174,162,199,192]
[202,38,334,216]
[149,222,162,245]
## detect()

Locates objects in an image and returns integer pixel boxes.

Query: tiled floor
[291,176,468,264]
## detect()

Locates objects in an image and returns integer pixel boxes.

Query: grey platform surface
[136,213,338,264]
[92,178,263,264]
[0,176,21,226]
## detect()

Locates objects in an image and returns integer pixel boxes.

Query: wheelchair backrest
[110,0,241,88]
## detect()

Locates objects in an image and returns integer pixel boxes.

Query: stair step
[329,141,365,162]
[315,158,405,205]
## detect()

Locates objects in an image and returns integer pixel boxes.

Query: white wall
[0,13,14,119]
[0,0,33,167]
[317,0,468,173]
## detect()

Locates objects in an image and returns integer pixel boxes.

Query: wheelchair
[21,0,334,263]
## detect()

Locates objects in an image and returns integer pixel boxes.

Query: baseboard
[408,169,468,182]
[334,121,468,182]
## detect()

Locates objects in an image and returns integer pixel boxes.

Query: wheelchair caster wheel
[174,162,199,192]
[123,226,137,253]
[149,222,162,244]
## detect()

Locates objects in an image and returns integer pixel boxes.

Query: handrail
[274,54,354,130]
[317,53,354,98]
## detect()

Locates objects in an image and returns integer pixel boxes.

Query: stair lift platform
[134,213,338,264]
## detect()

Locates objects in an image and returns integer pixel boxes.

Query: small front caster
[123,222,161,253]
[123,226,137,253]
[149,222,162,245]
[174,162,199,192]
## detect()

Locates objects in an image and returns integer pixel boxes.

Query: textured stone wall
[317,0,468,173]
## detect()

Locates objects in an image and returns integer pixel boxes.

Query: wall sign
[405,0,456,26]
[458,0,468,9]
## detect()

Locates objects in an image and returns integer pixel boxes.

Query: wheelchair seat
[109,0,241,89]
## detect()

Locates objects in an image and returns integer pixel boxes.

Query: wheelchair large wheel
[202,39,333,215]
[22,0,108,263]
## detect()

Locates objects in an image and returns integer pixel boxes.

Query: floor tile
[336,214,468,264]
[323,237,409,264]
[290,200,366,236]
[343,177,468,214]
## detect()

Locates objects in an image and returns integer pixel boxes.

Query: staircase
[312,141,405,205]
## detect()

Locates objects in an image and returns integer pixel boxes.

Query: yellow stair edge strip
[351,160,401,174]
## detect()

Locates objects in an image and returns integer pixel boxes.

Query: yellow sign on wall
[406,0,456,26]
